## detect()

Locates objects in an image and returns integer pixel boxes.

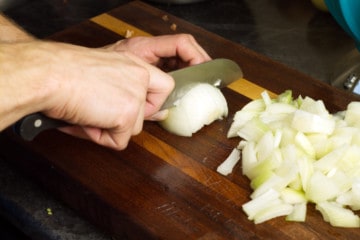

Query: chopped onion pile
[217,90,360,228]
[160,83,228,137]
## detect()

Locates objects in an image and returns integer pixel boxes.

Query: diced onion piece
[250,174,288,199]
[316,201,360,228]
[296,156,313,192]
[277,89,293,104]
[253,201,293,224]
[242,188,280,220]
[255,131,275,162]
[241,141,257,177]
[227,99,266,138]
[313,145,347,173]
[307,133,332,159]
[237,117,269,141]
[260,102,297,124]
[216,148,241,176]
[291,110,335,135]
[241,98,266,112]
[345,102,360,127]
[286,203,307,222]
[261,91,273,106]
[299,96,329,117]
[336,180,360,210]
[306,171,341,203]
[227,111,258,138]
[294,132,315,158]
[280,188,306,204]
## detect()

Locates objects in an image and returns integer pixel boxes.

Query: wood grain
[1,1,360,239]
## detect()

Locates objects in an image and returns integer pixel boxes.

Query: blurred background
[1,0,357,84]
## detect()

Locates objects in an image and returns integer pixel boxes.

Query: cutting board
[1,1,360,239]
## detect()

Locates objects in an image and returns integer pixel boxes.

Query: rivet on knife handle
[14,113,68,141]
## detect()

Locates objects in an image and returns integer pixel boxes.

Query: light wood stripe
[91,13,151,38]
[90,13,276,100]
[132,131,246,207]
[228,78,276,100]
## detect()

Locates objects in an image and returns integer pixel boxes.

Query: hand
[0,34,211,150]
[44,42,175,150]
[106,34,211,71]
[1,41,174,150]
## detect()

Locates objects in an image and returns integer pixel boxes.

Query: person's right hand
[0,40,174,150]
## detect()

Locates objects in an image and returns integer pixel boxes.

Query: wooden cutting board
[1,1,360,239]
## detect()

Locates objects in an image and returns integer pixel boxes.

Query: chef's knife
[14,58,243,141]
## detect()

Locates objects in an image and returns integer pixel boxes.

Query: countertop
[0,0,358,239]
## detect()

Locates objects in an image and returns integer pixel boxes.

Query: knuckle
[112,39,128,50]
[138,66,151,84]
[114,141,129,151]
[120,50,135,59]
[108,138,129,151]
[178,33,196,44]
[167,75,175,92]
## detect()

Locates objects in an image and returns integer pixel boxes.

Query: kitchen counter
[0,0,358,239]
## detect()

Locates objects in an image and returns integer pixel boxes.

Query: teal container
[325,0,360,50]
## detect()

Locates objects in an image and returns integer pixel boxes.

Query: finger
[59,115,143,150]
[144,67,174,118]
[58,126,90,140]
[111,34,211,66]
[84,127,133,150]
[123,53,175,118]
[132,100,145,135]
[171,34,212,65]
[59,126,126,149]
[147,109,169,121]
[142,34,211,65]
[97,102,145,149]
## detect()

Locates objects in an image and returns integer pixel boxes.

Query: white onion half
[159,83,228,137]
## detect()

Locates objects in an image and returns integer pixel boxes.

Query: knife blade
[162,58,242,109]
[14,58,243,141]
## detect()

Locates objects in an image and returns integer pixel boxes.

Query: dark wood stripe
[47,20,123,47]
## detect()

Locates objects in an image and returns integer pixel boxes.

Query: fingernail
[149,109,169,121]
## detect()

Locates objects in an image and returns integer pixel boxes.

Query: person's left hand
[106,34,211,72]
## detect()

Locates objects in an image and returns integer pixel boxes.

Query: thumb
[147,109,169,121]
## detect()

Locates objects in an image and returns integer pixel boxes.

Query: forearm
[0,41,54,130]
[0,15,47,130]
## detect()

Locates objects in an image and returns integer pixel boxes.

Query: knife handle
[14,113,68,141]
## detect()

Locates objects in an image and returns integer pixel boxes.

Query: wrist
[0,41,59,130]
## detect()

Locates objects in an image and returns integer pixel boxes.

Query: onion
[218,90,360,228]
[159,83,228,137]
[216,148,241,176]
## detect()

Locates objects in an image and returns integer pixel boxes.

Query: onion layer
[160,83,228,137]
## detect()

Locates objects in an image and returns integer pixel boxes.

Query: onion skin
[159,83,228,137]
